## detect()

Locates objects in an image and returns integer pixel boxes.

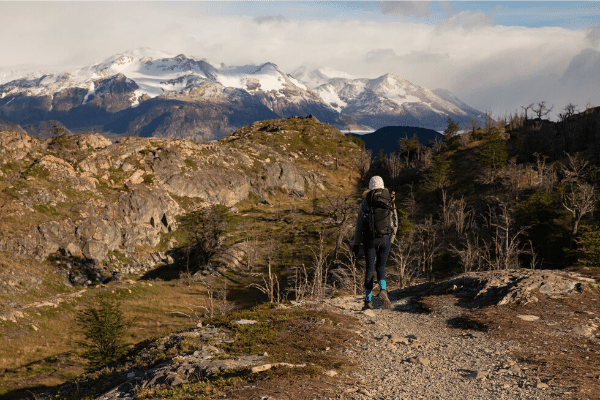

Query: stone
[234,319,257,325]
[82,240,109,264]
[363,309,376,318]
[535,379,549,389]
[572,324,596,336]
[251,364,272,373]
[324,369,337,377]
[467,370,487,380]
[517,315,540,321]
[508,365,522,375]
[409,356,431,366]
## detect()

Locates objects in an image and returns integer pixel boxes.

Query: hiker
[353,175,398,310]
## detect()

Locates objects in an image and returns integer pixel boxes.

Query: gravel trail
[319,293,562,400]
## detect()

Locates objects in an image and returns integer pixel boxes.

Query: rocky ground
[322,268,600,400]
[73,268,600,400]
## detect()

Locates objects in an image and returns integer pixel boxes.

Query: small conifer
[76,294,132,369]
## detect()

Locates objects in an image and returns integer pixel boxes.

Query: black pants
[363,235,391,300]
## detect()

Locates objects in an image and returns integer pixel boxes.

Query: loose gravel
[319,294,562,400]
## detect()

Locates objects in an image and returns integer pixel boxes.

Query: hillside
[0,115,363,304]
[0,115,368,398]
[2,107,600,399]
[351,126,443,155]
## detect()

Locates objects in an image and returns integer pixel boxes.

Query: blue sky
[1,1,599,118]
[188,1,600,28]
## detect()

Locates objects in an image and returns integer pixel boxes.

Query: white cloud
[440,9,497,29]
[376,1,433,18]
[253,15,288,24]
[587,24,600,48]
[0,2,598,117]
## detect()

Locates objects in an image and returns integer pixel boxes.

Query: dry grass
[0,279,218,399]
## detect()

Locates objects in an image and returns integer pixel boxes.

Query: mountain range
[0,48,486,141]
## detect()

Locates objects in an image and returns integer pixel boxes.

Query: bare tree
[324,193,359,263]
[450,233,482,273]
[532,101,554,120]
[561,152,589,183]
[386,153,403,179]
[390,231,419,288]
[440,189,452,235]
[309,231,331,300]
[449,196,474,243]
[403,183,419,220]
[533,152,558,193]
[521,103,534,122]
[414,216,441,278]
[503,157,521,201]
[194,277,233,318]
[422,146,434,169]
[458,127,471,147]
[291,263,311,302]
[355,149,372,179]
[482,204,528,270]
[562,182,595,247]
[330,243,361,295]
[248,257,282,304]
[559,103,578,121]
[485,111,494,134]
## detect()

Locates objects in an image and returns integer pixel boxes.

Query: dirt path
[319,293,563,400]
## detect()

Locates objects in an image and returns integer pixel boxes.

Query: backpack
[363,188,394,240]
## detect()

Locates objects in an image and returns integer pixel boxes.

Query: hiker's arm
[353,200,366,246]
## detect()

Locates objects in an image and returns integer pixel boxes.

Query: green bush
[515,190,571,267]
[76,294,133,369]
[573,225,600,267]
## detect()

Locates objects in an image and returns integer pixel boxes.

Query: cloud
[376,1,432,18]
[440,9,497,29]
[0,2,598,117]
[364,48,399,64]
[587,24,600,48]
[254,15,287,24]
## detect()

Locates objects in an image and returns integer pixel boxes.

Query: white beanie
[368,176,384,190]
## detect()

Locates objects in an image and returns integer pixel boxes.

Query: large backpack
[363,188,394,240]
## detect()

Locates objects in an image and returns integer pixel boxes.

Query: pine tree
[76,294,132,369]
[477,131,508,170]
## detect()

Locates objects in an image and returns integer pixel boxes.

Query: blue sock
[365,290,372,302]
[379,280,387,291]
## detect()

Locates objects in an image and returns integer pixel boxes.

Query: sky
[1,1,599,119]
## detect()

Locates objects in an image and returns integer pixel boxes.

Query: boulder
[82,240,109,264]
[76,217,121,251]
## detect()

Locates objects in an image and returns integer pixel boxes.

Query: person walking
[353,176,398,310]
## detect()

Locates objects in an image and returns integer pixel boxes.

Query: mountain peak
[0,49,486,136]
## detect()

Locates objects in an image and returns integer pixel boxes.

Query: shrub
[76,294,133,369]
[573,225,600,267]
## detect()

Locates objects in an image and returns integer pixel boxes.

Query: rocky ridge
[0,116,362,308]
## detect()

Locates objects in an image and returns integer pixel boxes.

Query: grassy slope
[0,117,366,398]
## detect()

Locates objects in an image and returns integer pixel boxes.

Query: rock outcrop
[410,269,594,307]
[0,116,363,295]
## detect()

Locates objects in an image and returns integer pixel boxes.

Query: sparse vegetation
[2,110,600,398]
[75,294,133,369]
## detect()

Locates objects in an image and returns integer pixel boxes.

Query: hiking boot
[362,300,373,311]
[378,289,392,310]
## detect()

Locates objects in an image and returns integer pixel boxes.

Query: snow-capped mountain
[0,49,484,140]
[290,69,486,130]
